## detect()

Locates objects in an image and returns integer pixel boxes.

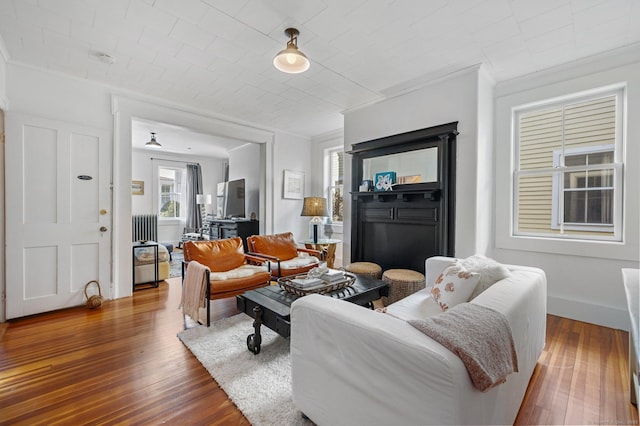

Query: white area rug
[177,314,313,426]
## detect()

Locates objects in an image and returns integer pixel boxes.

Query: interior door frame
[111,95,275,299]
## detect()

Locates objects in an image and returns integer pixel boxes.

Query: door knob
[99,226,107,232]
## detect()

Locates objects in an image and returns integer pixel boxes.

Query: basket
[278,272,356,296]
[84,280,104,309]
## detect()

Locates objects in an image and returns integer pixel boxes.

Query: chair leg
[206,269,211,327]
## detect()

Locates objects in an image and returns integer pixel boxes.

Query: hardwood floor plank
[1,278,637,425]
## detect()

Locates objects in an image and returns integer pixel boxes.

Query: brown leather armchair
[182,237,271,326]
[246,232,322,279]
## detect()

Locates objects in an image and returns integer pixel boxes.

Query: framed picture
[374,171,396,191]
[283,170,304,199]
[132,180,144,195]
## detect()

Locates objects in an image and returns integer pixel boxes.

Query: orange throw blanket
[408,303,518,392]
[180,261,209,323]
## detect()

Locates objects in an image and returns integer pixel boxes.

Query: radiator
[132,214,157,242]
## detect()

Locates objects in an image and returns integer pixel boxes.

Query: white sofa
[290,256,547,425]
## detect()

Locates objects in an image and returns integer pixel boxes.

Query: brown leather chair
[182,237,270,326]
[246,232,322,279]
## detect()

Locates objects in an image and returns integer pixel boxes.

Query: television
[216,178,246,219]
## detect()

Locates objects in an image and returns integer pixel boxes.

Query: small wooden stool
[382,269,426,306]
[345,262,383,279]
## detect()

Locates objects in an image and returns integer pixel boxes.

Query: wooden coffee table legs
[246,306,263,355]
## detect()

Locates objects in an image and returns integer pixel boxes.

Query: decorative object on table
[278,272,355,296]
[273,28,310,74]
[300,197,329,243]
[397,175,422,184]
[84,280,103,309]
[359,179,373,192]
[131,180,144,195]
[374,171,396,191]
[283,170,304,199]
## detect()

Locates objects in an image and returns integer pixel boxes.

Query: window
[327,147,344,223]
[513,88,623,241]
[158,167,186,220]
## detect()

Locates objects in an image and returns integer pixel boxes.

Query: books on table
[290,277,325,289]
[322,268,346,283]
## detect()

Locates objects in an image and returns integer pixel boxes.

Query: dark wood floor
[0,277,637,425]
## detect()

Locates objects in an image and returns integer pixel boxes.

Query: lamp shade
[196,194,212,205]
[145,132,161,148]
[300,197,328,217]
[273,28,310,74]
[273,47,310,74]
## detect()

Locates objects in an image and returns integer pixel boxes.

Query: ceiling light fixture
[273,28,310,74]
[145,132,161,148]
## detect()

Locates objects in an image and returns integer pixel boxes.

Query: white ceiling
[1,0,640,148]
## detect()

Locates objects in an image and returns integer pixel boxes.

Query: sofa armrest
[291,295,466,425]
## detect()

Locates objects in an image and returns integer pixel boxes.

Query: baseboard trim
[548,295,629,331]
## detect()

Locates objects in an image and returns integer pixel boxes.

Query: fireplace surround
[349,122,458,274]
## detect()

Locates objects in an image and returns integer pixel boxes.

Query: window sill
[496,233,638,262]
[158,218,183,226]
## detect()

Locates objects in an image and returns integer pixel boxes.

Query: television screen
[217,178,246,219]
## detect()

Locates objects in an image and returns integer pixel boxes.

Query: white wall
[343,66,486,263]
[131,149,226,243]
[229,143,261,220]
[493,52,640,330]
[272,130,312,242]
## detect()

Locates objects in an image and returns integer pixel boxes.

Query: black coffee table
[236,275,389,354]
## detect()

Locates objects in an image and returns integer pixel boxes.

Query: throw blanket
[180,260,209,322]
[408,303,518,392]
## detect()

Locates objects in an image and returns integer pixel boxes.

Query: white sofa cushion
[384,288,442,322]
[431,263,480,311]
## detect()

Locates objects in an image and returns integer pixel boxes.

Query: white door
[5,113,112,319]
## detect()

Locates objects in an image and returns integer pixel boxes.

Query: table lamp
[300,197,329,243]
[196,194,212,221]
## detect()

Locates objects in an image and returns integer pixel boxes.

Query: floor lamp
[300,197,329,243]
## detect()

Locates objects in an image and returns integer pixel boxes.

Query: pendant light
[273,28,310,74]
[145,132,161,148]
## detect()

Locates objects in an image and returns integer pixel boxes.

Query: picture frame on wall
[283,170,304,199]
[132,180,144,195]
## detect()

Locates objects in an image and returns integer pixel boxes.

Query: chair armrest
[181,260,190,281]
[244,253,270,265]
[297,247,322,257]
[246,252,281,262]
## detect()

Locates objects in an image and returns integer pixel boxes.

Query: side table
[132,241,159,291]
[300,238,341,269]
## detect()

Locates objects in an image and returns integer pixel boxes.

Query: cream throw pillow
[460,255,511,300]
[430,264,480,311]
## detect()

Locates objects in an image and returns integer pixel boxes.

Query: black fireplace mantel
[348,122,458,274]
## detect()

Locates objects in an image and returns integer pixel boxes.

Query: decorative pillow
[460,255,511,300]
[430,264,480,311]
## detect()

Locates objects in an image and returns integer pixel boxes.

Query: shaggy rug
[169,249,184,278]
[177,314,313,426]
